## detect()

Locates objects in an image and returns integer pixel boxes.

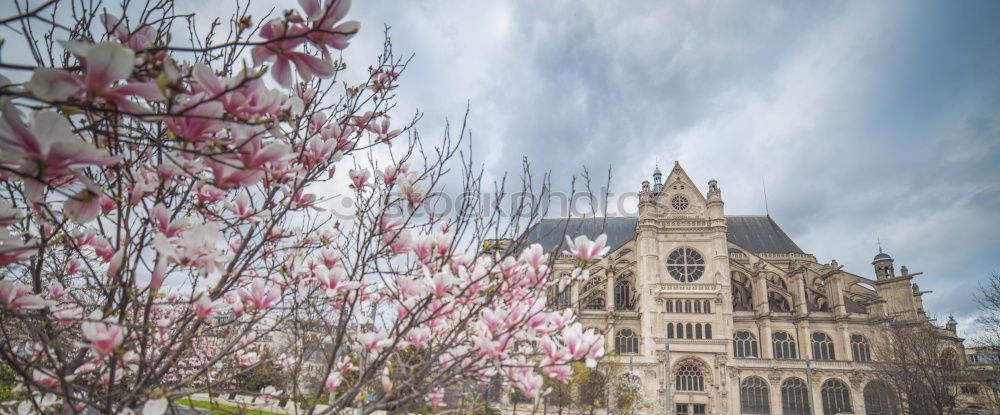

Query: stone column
[760,320,774,359]
[798,322,812,360]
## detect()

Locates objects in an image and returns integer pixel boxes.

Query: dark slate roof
[725,215,805,254]
[524,217,637,253]
[525,215,805,255]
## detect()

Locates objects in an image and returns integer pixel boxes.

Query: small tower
[652,165,663,194]
[946,315,958,333]
[872,246,895,280]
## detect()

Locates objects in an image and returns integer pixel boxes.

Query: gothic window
[614,279,635,310]
[740,376,770,414]
[667,323,674,339]
[686,323,693,339]
[582,277,603,294]
[773,331,798,360]
[864,381,897,415]
[671,194,689,211]
[732,272,753,311]
[695,323,703,339]
[705,324,712,339]
[811,332,835,360]
[584,293,605,310]
[556,285,572,308]
[850,334,872,362]
[675,363,704,391]
[820,379,853,415]
[734,331,759,358]
[666,300,674,313]
[615,329,639,355]
[666,248,705,282]
[941,348,960,370]
[781,378,811,415]
[685,300,692,313]
[694,301,702,313]
[703,300,711,313]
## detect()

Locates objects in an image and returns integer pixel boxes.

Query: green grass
[174,398,284,415]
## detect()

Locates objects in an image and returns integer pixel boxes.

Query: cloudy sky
[331,0,1000,335]
[3,0,998,336]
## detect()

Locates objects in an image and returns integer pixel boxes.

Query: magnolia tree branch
[0,1,610,414]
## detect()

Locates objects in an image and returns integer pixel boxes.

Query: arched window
[666,300,674,313]
[677,323,685,339]
[667,323,674,339]
[811,332,835,360]
[584,292,605,310]
[557,286,572,308]
[615,329,639,355]
[686,323,693,339]
[734,331,759,358]
[941,348,960,370]
[703,300,711,313]
[695,323,703,339]
[705,324,712,339]
[582,277,603,294]
[684,300,692,313]
[740,376,770,414]
[614,279,635,311]
[864,381,897,415]
[781,378,810,415]
[773,331,798,360]
[694,300,702,313]
[821,379,853,415]
[850,334,872,362]
[675,363,704,391]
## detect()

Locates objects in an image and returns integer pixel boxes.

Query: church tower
[637,161,732,413]
[873,247,895,280]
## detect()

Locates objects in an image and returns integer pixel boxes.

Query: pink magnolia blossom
[563,234,610,263]
[348,168,370,189]
[381,367,392,393]
[192,294,226,318]
[236,350,259,366]
[81,312,125,355]
[0,104,119,179]
[64,188,108,224]
[324,372,342,392]
[240,279,281,310]
[358,332,391,350]
[0,281,48,310]
[33,370,62,388]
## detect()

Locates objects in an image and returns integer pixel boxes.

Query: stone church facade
[524,162,994,415]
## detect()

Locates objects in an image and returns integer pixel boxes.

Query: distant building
[514,162,995,415]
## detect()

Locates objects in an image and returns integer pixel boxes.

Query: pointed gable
[653,161,708,217]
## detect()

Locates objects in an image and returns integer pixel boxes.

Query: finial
[877,237,883,254]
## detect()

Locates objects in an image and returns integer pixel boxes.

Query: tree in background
[874,322,963,415]
[0,0,607,413]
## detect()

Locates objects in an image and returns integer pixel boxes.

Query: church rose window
[671,194,689,211]
[666,248,705,282]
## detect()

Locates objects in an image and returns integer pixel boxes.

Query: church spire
[652,164,663,194]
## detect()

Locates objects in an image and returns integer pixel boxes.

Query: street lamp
[664,343,671,415]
